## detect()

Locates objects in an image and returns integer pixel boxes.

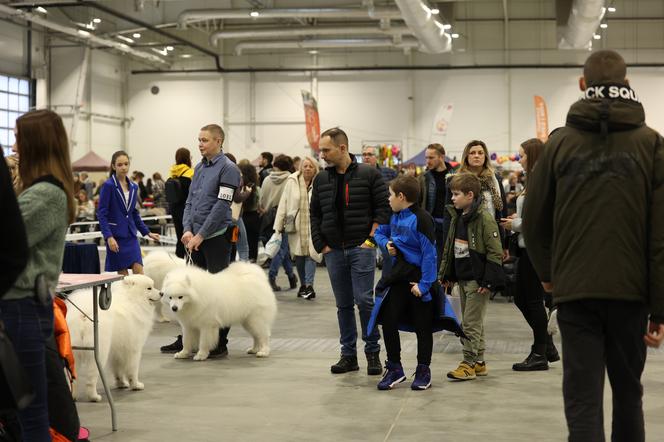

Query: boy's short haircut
[389,175,420,203]
[449,173,481,198]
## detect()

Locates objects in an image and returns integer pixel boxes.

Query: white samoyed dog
[66,274,160,402]
[161,262,277,361]
[143,250,186,322]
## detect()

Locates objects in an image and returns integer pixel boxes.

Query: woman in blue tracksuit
[97,150,160,274]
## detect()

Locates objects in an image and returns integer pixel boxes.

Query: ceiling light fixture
[309,50,319,54]
[133,33,141,38]
[152,48,168,56]
[250,11,259,17]
[451,33,460,39]
[431,8,440,15]
[181,54,192,58]
[608,6,616,12]
[600,23,608,29]
[92,18,101,24]
[593,34,601,40]
[35,6,47,14]
[166,45,174,51]
[117,35,134,43]
[77,30,90,37]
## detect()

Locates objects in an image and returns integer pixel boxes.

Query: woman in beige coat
[274,156,321,299]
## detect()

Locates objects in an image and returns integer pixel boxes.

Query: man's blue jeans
[324,246,380,356]
[295,255,316,286]
[269,234,293,280]
[0,297,54,442]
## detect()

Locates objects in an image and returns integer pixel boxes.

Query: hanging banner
[431,103,454,138]
[534,95,549,142]
[301,90,320,152]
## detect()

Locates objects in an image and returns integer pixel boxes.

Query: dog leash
[184,248,194,266]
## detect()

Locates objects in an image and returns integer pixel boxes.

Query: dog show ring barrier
[56,273,125,431]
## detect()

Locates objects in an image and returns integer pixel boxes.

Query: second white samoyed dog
[66,274,160,402]
[161,262,277,361]
[143,250,186,322]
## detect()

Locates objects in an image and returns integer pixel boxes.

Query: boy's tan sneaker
[447,361,476,381]
[474,361,488,376]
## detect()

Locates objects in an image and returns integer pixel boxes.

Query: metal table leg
[93,284,117,431]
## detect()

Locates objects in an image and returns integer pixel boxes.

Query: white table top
[56,273,124,293]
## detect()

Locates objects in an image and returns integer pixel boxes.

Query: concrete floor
[76,266,664,442]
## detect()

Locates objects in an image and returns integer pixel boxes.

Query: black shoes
[513,352,549,371]
[302,286,316,300]
[288,273,298,289]
[366,352,382,376]
[269,278,281,292]
[160,335,183,353]
[331,355,360,374]
[547,336,561,363]
[297,285,307,297]
[208,345,229,358]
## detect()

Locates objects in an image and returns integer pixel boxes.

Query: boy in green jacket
[438,173,505,380]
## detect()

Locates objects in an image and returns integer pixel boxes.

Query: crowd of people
[1,50,664,442]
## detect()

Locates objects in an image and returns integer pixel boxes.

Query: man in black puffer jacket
[523,50,664,442]
[311,127,390,376]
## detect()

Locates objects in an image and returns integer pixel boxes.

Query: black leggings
[381,281,434,366]
[514,249,549,355]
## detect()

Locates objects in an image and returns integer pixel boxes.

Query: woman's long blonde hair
[459,139,494,178]
[16,109,76,223]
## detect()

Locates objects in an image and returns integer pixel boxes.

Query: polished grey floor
[76,266,664,441]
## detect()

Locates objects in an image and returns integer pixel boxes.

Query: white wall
[0,22,25,77]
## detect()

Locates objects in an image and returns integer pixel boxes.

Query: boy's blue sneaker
[411,364,432,390]
[377,361,406,390]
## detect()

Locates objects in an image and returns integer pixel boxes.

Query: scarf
[297,174,311,255]
[478,172,503,212]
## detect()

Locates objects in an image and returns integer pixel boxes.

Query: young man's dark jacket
[523,83,664,323]
[418,161,455,215]
[438,198,505,292]
[310,154,390,251]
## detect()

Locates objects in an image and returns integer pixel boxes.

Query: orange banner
[534,95,549,142]
[302,90,320,152]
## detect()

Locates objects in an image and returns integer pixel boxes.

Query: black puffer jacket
[523,83,664,323]
[310,155,390,251]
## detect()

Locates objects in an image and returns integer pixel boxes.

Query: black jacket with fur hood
[523,83,664,323]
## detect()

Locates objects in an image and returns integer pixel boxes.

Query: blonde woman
[274,156,321,299]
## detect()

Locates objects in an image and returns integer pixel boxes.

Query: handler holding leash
[160,124,241,356]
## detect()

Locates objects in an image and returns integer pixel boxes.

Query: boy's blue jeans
[324,247,380,356]
[294,256,316,286]
[0,297,54,442]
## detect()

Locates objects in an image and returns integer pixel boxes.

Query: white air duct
[393,0,452,53]
[0,4,168,65]
[558,0,606,49]
[210,25,412,46]
[178,7,402,28]
[234,37,420,56]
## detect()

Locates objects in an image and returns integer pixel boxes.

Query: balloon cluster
[373,144,402,168]
[490,152,521,165]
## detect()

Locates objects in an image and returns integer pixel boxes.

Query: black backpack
[165,174,185,204]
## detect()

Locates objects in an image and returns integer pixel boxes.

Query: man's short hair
[389,175,420,204]
[583,50,627,87]
[449,173,481,198]
[273,154,294,173]
[426,143,446,157]
[200,124,225,145]
[321,127,349,148]
[261,151,273,163]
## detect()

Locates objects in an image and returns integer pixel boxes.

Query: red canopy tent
[71,151,109,172]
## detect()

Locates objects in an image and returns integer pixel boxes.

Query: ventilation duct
[234,37,420,56]
[557,0,606,49]
[210,25,412,46]
[178,7,403,28]
[393,0,452,53]
[0,4,168,65]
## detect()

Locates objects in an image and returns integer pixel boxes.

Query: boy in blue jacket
[372,176,438,390]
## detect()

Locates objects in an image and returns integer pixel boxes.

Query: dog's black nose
[171,306,178,312]
[159,291,164,297]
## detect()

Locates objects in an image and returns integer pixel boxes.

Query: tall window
[0,74,31,157]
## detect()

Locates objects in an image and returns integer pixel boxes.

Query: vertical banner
[534,95,549,142]
[301,90,320,153]
[431,103,454,138]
